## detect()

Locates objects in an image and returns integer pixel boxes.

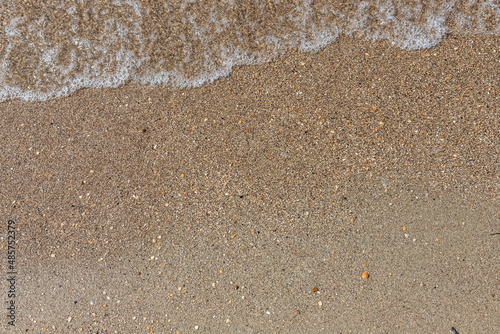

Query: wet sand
[1,35,499,333]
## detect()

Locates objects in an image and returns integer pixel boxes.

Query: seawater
[1,0,499,102]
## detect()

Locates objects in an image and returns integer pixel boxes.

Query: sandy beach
[1,34,499,333]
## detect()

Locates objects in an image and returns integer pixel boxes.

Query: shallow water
[1,0,499,102]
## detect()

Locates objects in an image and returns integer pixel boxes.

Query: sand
[1,34,499,333]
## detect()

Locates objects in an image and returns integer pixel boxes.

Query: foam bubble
[0,0,498,102]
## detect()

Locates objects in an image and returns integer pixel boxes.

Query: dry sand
[1,35,499,333]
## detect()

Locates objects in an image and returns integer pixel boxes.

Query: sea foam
[0,0,498,102]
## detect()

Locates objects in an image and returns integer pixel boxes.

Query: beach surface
[1,34,499,333]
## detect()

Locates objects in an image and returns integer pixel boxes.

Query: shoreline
[1,34,499,332]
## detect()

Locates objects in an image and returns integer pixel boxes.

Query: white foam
[0,0,499,102]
